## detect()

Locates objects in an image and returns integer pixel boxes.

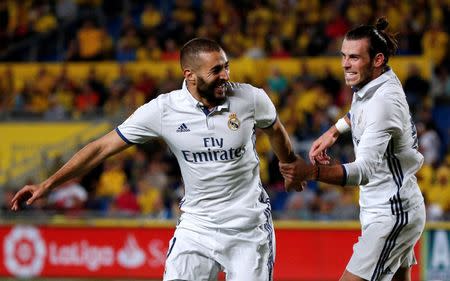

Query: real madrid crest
[228,113,240,131]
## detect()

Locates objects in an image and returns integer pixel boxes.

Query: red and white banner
[0,225,173,279]
[0,224,421,280]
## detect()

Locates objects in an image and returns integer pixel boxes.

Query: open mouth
[214,83,227,95]
[345,72,358,81]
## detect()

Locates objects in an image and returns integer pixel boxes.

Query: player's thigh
[164,228,221,281]
[347,204,425,281]
[392,204,425,281]
[392,267,411,281]
[224,223,275,281]
[340,269,367,281]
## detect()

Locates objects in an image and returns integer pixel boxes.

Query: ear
[184,69,196,83]
[373,53,385,68]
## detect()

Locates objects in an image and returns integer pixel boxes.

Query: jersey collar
[353,67,396,98]
[181,80,230,112]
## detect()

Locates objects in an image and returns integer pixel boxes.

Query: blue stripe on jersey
[392,157,404,184]
[386,141,403,192]
[115,127,133,144]
[251,126,260,162]
[371,140,408,281]
[178,198,186,209]
[341,164,347,186]
[390,153,404,190]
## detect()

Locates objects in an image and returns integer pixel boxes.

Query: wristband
[335,118,350,134]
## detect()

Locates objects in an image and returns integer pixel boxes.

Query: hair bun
[375,17,389,31]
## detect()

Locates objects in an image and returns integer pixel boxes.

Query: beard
[197,76,227,106]
[354,63,376,89]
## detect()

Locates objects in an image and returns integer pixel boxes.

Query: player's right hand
[11,184,46,211]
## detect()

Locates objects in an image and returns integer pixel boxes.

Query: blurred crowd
[0,0,449,64]
[0,0,449,221]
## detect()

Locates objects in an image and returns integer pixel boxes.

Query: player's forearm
[264,119,296,163]
[270,134,296,163]
[304,164,347,186]
[42,131,129,191]
[317,164,347,186]
[41,141,108,191]
[324,125,341,144]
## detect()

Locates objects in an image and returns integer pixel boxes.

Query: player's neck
[187,84,218,109]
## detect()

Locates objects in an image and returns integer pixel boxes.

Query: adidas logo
[176,123,190,132]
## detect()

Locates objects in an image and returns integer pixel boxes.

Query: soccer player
[12,38,304,280]
[280,18,426,281]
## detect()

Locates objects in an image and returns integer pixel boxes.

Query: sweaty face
[195,50,230,106]
[341,38,375,89]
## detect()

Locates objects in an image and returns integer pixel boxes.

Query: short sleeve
[116,99,162,144]
[254,88,277,128]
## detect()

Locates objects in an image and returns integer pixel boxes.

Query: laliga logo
[117,235,146,268]
[4,226,46,278]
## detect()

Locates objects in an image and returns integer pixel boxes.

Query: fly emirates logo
[182,137,246,163]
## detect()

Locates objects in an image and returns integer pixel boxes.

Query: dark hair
[345,17,398,65]
[180,38,223,70]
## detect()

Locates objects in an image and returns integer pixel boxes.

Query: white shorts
[347,201,426,281]
[163,220,275,281]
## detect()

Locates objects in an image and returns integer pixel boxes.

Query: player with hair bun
[280,17,426,281]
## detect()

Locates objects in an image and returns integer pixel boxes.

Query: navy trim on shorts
[259,188,274,281]
[115,128,134,144]
[371,140,408,281]
[166,237,177,258]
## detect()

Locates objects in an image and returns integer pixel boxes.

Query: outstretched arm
[261,117,306,192]
[11,130,131,210]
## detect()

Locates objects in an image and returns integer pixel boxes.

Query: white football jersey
[343,69,424,213]
[117,81,276,229]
